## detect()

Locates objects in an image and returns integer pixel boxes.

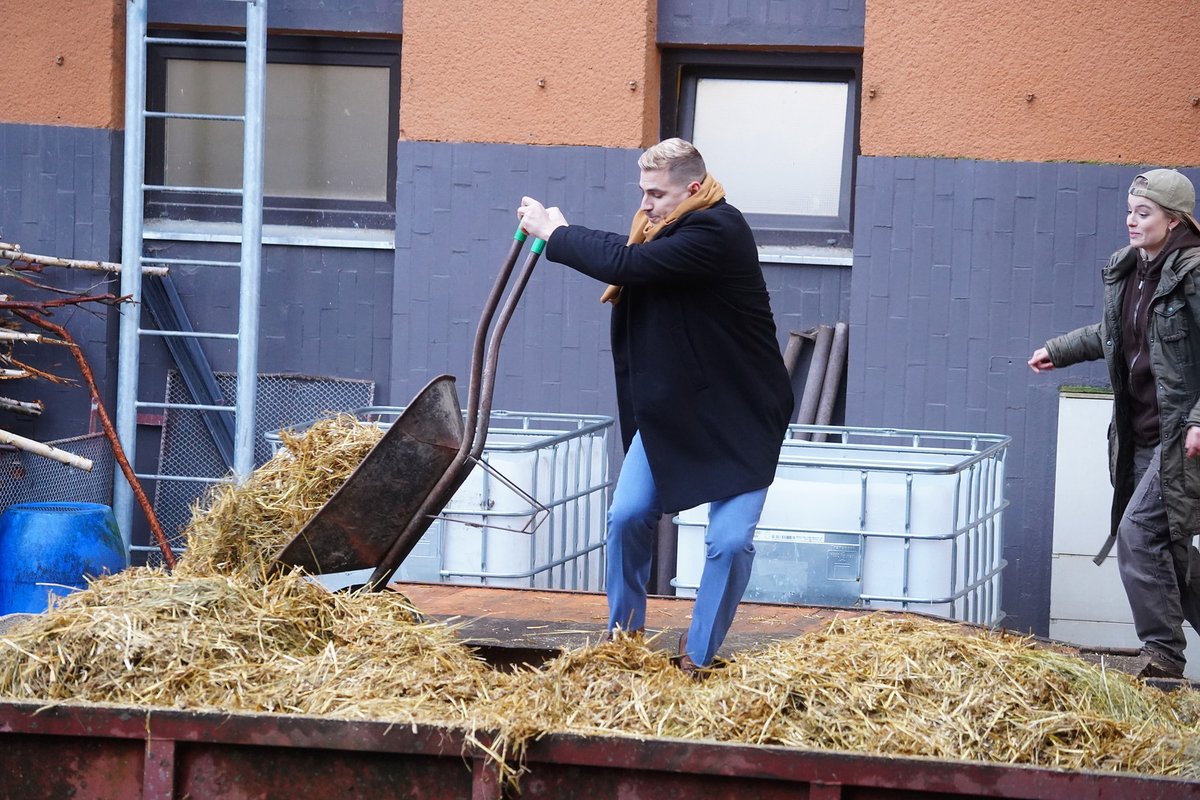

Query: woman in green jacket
[1029,169,1200,679]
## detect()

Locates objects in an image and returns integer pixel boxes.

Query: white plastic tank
[674,425,1009,626]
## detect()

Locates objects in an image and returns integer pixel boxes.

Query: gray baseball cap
[1129,169,1200,234]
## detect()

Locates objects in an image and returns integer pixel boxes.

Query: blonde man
[519,139,793,674]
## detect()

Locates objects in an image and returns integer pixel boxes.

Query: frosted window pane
[692,78,848,217]
[164,59,391,201]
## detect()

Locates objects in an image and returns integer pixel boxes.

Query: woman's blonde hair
[638,138,707,186]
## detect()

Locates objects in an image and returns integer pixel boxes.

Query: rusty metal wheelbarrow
[270,228,546,590]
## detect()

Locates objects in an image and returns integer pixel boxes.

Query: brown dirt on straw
[1,415,1198,785]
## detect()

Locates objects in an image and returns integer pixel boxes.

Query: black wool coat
[545,199,794,513]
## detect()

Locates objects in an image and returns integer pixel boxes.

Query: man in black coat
[518,138,793,674]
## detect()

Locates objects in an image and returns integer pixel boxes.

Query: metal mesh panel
[148,373,374,564]
[0,433,115,513]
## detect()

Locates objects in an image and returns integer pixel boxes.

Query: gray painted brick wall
[849,155,1200,635]
[658,0,864,47]
[150,0,403,34]
[0,123,119,444]
[391,140,850,426]
[136,240,395,394]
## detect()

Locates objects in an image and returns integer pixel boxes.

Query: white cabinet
[1050,391,1200,678]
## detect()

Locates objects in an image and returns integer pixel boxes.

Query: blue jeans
[606,432,768,666]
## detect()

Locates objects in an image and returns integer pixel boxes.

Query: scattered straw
[0,568,490,724]
[175,414,382,581]
[480,615,1200,781]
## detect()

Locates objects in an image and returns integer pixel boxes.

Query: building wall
[399,0,659,148]
[0,1,124,129]
[658,0,864,48]
[0,123,120,444]
[862,0,1200,164]
[149,0,405,34]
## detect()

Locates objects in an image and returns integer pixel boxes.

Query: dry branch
[1,243,168,277]
[0,397,43,416]
[0,330,65,345]
[0,427,92,470]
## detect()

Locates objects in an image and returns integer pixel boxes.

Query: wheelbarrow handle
[366,223,545,589]
[514,226,547,253]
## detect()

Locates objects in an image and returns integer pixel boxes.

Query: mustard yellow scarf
[600,174,725,305]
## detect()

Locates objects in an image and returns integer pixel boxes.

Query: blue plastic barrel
[0,502,127,615]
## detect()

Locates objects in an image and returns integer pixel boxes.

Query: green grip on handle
[532,238,546,255]
[514,227,528,243]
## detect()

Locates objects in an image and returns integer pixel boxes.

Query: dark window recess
[662,50,861,248]
[146,33,400,230]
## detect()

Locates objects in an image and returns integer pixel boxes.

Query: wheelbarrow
[270,227,546,590]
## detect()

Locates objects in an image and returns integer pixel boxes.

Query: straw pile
[0,414,490,723]
[481,615,1200,780]
[0,568,490,722]
[1,413,1199,788]
[175,414,382,580]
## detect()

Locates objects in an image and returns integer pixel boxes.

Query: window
[146,34,400,229]
[663,51,860,248]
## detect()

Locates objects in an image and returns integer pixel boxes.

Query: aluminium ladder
[115,0,267,560]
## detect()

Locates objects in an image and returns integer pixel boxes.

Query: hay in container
[2,411,1199,790]
[176,414,383,581]
[480,614,1200,781]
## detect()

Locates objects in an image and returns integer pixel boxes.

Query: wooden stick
[0,245,168,277]
[0,330,69,345]
[0,397,43,416]
[0,427,93,471]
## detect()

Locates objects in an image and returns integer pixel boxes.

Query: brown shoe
[676,631,701,679]
[1136,648,1185,679]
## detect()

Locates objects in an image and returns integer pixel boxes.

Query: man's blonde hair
[638,138,707,186]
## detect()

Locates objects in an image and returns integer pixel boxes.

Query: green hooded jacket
[1046,244,1200,559]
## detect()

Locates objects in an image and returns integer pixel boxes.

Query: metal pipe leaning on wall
[812,321,850,443]
[793,324,834,440]
[782,330,809,379]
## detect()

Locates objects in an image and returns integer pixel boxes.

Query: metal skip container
[674,424,1010,626]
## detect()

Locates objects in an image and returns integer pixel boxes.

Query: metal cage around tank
[674,424,1010,626]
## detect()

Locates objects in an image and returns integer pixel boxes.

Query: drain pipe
[813,321,849,442]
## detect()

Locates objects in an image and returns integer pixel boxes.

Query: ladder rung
[140,257,242,269]
[145,37,247,49]
[144,111,245,123]
[136,401,235,414]
[138,329,239,341]
[144,184,243,196]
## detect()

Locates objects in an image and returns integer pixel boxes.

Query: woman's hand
[1028,347,1055,373]
[1186,426,1200,459]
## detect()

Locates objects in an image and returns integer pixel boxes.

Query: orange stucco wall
[2,1,123,128]
[862,1,1200,165]
[400,0,658,148]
